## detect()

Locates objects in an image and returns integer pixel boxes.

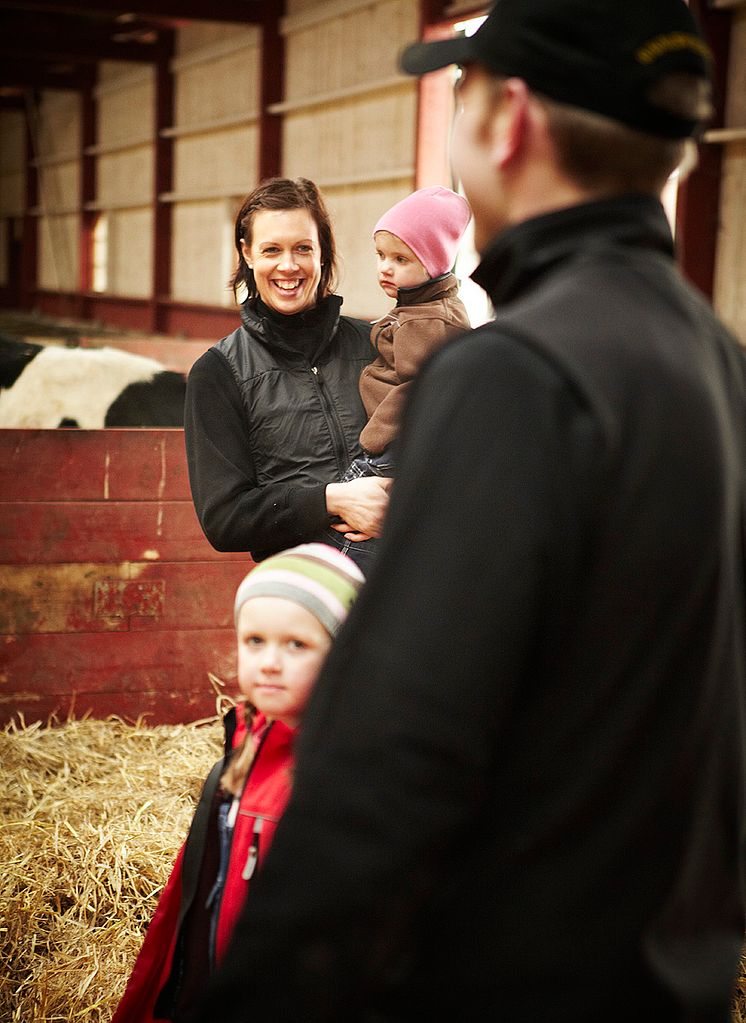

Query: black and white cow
[0,336,186,428]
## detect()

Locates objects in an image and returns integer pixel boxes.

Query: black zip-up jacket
[184,295,371,561]
[196,194,746,1022]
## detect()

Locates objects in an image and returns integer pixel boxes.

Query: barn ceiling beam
[0,30,169,64]
[0,0,268,24]
[0,93,26,109]
[0,61,95,90]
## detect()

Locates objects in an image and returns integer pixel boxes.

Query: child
[343,186,472,481]
[111,544,364,1023]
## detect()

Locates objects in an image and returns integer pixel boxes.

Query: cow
[0,335,187,428]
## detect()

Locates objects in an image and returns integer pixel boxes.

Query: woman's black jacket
[184,295,371,561]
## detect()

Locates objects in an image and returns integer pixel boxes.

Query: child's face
[375,230,429,297]
[236,596,332,729]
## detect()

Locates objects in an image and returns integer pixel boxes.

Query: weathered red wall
[0,429,251,725]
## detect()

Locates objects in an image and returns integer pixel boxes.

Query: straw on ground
[1,713,223,1022]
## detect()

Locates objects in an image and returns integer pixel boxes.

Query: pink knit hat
[373,186,471,279]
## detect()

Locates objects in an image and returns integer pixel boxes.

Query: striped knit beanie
[233,543,365,636]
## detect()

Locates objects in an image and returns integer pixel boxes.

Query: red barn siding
[0,429,252,725]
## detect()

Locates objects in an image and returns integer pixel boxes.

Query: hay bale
[0,713,223,1022]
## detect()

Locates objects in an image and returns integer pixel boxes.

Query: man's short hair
[481,70,710,196]
[540,72,712,194]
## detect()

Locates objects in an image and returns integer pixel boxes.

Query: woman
[184,177,390,565]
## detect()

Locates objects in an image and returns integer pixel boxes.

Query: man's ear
[489,77,530,168]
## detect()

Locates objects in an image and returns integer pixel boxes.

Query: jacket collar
[472,193,674,309]
[224,705,299,756]
[394,271,460,307]
[239,293,343,361]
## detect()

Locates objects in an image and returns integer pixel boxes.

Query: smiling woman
[183,178,392,568]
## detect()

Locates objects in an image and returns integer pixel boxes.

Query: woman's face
[242,208,323,315]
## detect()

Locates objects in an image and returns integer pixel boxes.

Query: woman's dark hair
[231,177,338,305]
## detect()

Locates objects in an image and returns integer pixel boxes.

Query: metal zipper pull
[311,365,318,375]
[242,816,264,880]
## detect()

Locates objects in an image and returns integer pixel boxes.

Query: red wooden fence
[0,429,252,725]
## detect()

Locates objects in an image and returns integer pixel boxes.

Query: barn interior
[1,4,746,1021]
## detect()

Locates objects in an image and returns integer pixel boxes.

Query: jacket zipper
[206,721,274,970]
[242,816,263,879]
[309,363,350,477]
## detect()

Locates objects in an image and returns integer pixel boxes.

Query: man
[194,1,746,1019]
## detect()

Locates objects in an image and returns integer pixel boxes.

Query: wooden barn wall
[34,92,81,294]
[0,429,251,726]
[92,64,155,300]
[0,110,26,290]
[168,22,261,308]
[279,0,419,319]
[713,5,746,342]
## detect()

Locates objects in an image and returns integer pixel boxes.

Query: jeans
[317,528,378,572]
[320,449,394,571]
[341,448,395,482]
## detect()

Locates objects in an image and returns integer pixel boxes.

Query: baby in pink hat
[343,186,472,485]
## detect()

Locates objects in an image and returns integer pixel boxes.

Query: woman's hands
[325,477,393,541]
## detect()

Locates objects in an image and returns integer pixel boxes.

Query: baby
[345,185,472,480]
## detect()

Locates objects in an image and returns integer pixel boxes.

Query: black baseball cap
[400,0,712,139]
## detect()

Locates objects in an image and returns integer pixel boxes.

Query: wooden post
[153,31,175,333]
[20,92,38,312]
[79,73,97,319]
[258,0,284,180]
[413,1,485,189]
[675,0,732,299]
[415,21,456,189]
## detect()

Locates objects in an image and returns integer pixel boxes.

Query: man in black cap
[194,3,746,1020]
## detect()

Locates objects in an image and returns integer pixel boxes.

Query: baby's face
[374,231,429,298]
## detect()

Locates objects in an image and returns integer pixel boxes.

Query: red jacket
[112,709,296,1023]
